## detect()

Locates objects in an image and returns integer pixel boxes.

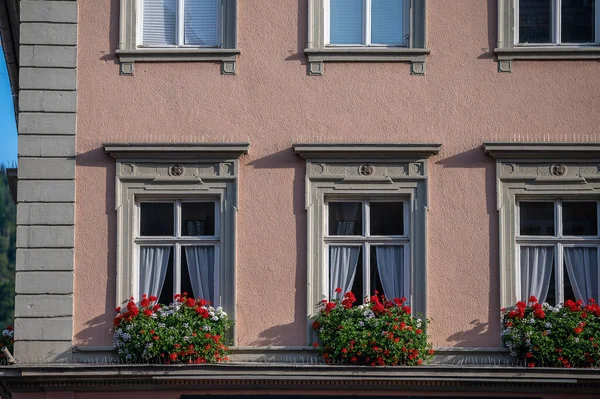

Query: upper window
[136,200,220,305]
[325,0,409,47]
[116,0,238,74]
[517,0,600,45]
[326,200,410,301]
[517,199,600,305]
[305,0,428,76]
[140,0,219,47]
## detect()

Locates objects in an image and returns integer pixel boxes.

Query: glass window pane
[328,202,362,235]
[519,0,552,43]
[561,0,595,43]
[546,260,557,306]
[563,202,598,236]
[370,247,385,297]
[142,0,177,46]
[140,203,174,236]
[184,0,218,46]
[370,202,403,235]
[349,248,364,300]
[329,246,361,299]
[182,246,216,302]
[182,202,216,236]
[330,0,364,44]
[519,202,555,236]
[371,0,405,45]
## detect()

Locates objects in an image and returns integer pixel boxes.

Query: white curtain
[329,246,360,299]
[375,246,408,300]
[185,246,215,302]
[564,247,600,304]
[520,246,554,303]
[139,246,171,299]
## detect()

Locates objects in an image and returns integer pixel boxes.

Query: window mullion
[177,0,185,46]
[556,199,562,238]
[364,200,370,236]
[364,242,370,301]
[556,243,563,304]
[174,243,181,297]
[554,0,561,44]
[364,0,371,45]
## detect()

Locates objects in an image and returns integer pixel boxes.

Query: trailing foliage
[312,290,434,366]
[502,296,600,368]
[113,293,234,364]
[0,166,15,328]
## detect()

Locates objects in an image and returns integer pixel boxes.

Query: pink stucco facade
[72,0,600,350]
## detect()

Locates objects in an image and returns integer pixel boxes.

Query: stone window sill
[115,48,241,75]
[304,47,431,76]
[495,46,600,72]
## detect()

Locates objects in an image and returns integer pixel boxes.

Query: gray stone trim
[495,0,600,71]
[294,143,441,344]
[15,295,73,318]
[15,0,78,364]
[17,180,75,202]
[19,90,77,112]
[16,249,75,271]
[5,363,600,394]
[15,271,74,294]
[20,45,77,68]
[14,317,73,341]
[118,0,239,74]
[305,0,428,75]
[104,143,249,341]
[484,142,600,308]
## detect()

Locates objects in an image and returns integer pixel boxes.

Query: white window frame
[515,0,600,45]
[133,199,221,303]
[324,0,410,47]
[136,0,222,48]
[515,198,600,304]
[323,199,411,302]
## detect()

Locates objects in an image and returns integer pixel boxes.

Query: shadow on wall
[99,0,120,63]
[74,148,117,347]
[477,0,498,60]
[436,146,501,347]
[285,0,308,65]
[246,148,308,346]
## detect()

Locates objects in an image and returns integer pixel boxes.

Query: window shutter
[142,0,177,46]
[329,0,364,45]
[184,0,219,47]
[371,0,404,45]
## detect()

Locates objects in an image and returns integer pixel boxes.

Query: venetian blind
[184,0,219,46]
[142,0,177,46]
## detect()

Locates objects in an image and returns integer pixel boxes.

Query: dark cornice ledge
[294,143,442,160]
[483,142,600,160]
[103,143,250,160]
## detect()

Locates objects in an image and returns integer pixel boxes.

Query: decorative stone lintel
[483,142,600,160]
[104,143,250,161]
[294,143,442,161]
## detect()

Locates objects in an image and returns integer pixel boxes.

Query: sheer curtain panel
[329,246,360,299]
[375,246,407,300]
[520,246,554,303]
[185,246,216,303]
[564,247,600,303]
[139,246,171,299]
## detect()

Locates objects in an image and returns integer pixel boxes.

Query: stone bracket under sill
[304,48,431,76]
[116,48,241,76]
[494,46,600,73]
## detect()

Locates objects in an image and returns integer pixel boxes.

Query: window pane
[330,0,364,44]
[184,0,218,46]
[139,246,172,303]
[140,203,174,236]
[329,246,361,299]
[142,0,177,46]
[519,0,552,43]
[519,202,555,236]
[182,202,216,236]
[370,202,403,235]
[563,202,598,236]
[348,247,364,300]
[562,0,595,43]
[520,246,554,303]
[370,247,385,298]
[328,202,362,235]
[564,247,599,303]
[371,0,405,45]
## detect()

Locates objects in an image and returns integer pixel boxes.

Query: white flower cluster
[363,310,375,319]
[2,329,14,338]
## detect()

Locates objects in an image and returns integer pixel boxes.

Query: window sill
[304,47,431,76]
[495,46,600,61]
[115,48,241,75]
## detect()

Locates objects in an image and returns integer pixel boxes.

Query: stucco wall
[74,0,600,348]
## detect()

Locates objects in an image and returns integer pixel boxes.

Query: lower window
[517,199,600,304]
[135,200,220,305]
[325,199,410,302]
